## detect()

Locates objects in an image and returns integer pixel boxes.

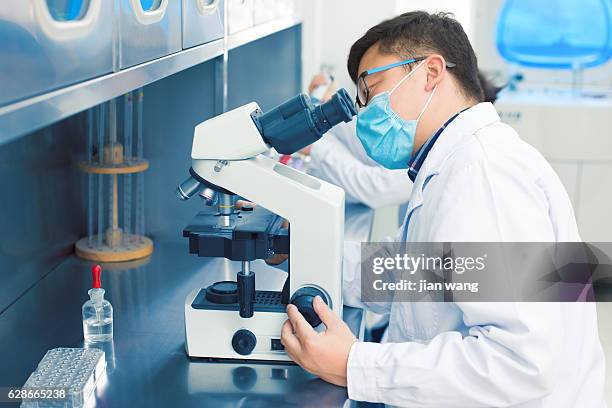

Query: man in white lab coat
[280,11,606,407]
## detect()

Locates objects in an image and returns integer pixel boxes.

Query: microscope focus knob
[232,329,257,355]
[289,287,330,327]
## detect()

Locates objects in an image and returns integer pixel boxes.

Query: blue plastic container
[496,0,612,68]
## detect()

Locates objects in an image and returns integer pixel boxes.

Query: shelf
[227,16,300,50]
[0,17,301,147]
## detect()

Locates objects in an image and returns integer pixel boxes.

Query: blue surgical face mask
[356,61,437,170]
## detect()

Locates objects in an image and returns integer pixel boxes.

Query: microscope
[177,90,356,361]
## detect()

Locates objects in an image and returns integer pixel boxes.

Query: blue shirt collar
[407,109,468,182]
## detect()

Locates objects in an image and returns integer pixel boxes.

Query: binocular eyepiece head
[252,88,357,155]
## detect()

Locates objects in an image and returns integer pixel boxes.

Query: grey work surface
[0,203,373,407]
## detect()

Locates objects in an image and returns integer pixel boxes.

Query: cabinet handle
[34,0,102,40]
[196,0,220,15]
[129,0,169,25]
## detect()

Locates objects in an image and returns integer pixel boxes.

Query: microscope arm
[191,154,345,319]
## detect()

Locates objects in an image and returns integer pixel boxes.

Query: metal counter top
[0,204,373,407]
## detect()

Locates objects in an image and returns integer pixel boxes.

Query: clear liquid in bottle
[83,265,113,343]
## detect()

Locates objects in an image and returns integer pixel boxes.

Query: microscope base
[184,288,291,361]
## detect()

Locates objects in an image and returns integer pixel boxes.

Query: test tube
[87,108,94,245]
[98,103,105,165]
[136,88,143,159]
[97,104,106,246]
[123,92,133,162]
[109,98,117,158]
[123,93,133,245]
[135,88,145,239]
[108,99,119,248]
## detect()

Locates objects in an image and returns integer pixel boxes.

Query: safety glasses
[355,56,457,108]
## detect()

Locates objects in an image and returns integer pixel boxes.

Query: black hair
[478,71,503,103]
[347,11,485,102]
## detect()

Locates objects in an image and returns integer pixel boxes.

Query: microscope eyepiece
[177,176,203,201]
[314,89,356,132]
[252,88,357,155]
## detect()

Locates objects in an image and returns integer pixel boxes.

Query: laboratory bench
[0,204,374,407]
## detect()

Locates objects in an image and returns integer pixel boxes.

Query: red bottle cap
[92,265,102,289]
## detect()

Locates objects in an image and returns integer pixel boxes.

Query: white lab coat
[309,119,413,209]
[342,103,606,407]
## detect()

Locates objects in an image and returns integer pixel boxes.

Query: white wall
[300,0,478,93]
[297,0,323,92]
[300,0,398,94]
[470,0,505,74]
[395,0,475,41]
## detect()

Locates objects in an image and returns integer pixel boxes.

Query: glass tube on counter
[87,108,94,246]
[97,104,106,247]
[123,92,133,246]
[135,88,145,241]
[107,99,119,248]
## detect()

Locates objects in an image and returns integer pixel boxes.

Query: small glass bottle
[82,265,113,342]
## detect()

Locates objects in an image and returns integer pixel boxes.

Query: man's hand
[281,296,357,387]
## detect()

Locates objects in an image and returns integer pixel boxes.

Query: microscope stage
[183,206,289,261]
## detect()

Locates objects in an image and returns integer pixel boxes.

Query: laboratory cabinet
[253,0,276,25]
[118,0,182,69]
[228,0,254,34]
[275,0,295,18]
[182,0,224,49]
[0,0,114,106]
[253,0,294,26]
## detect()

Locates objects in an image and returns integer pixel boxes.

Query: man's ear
[424,55,446,92]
